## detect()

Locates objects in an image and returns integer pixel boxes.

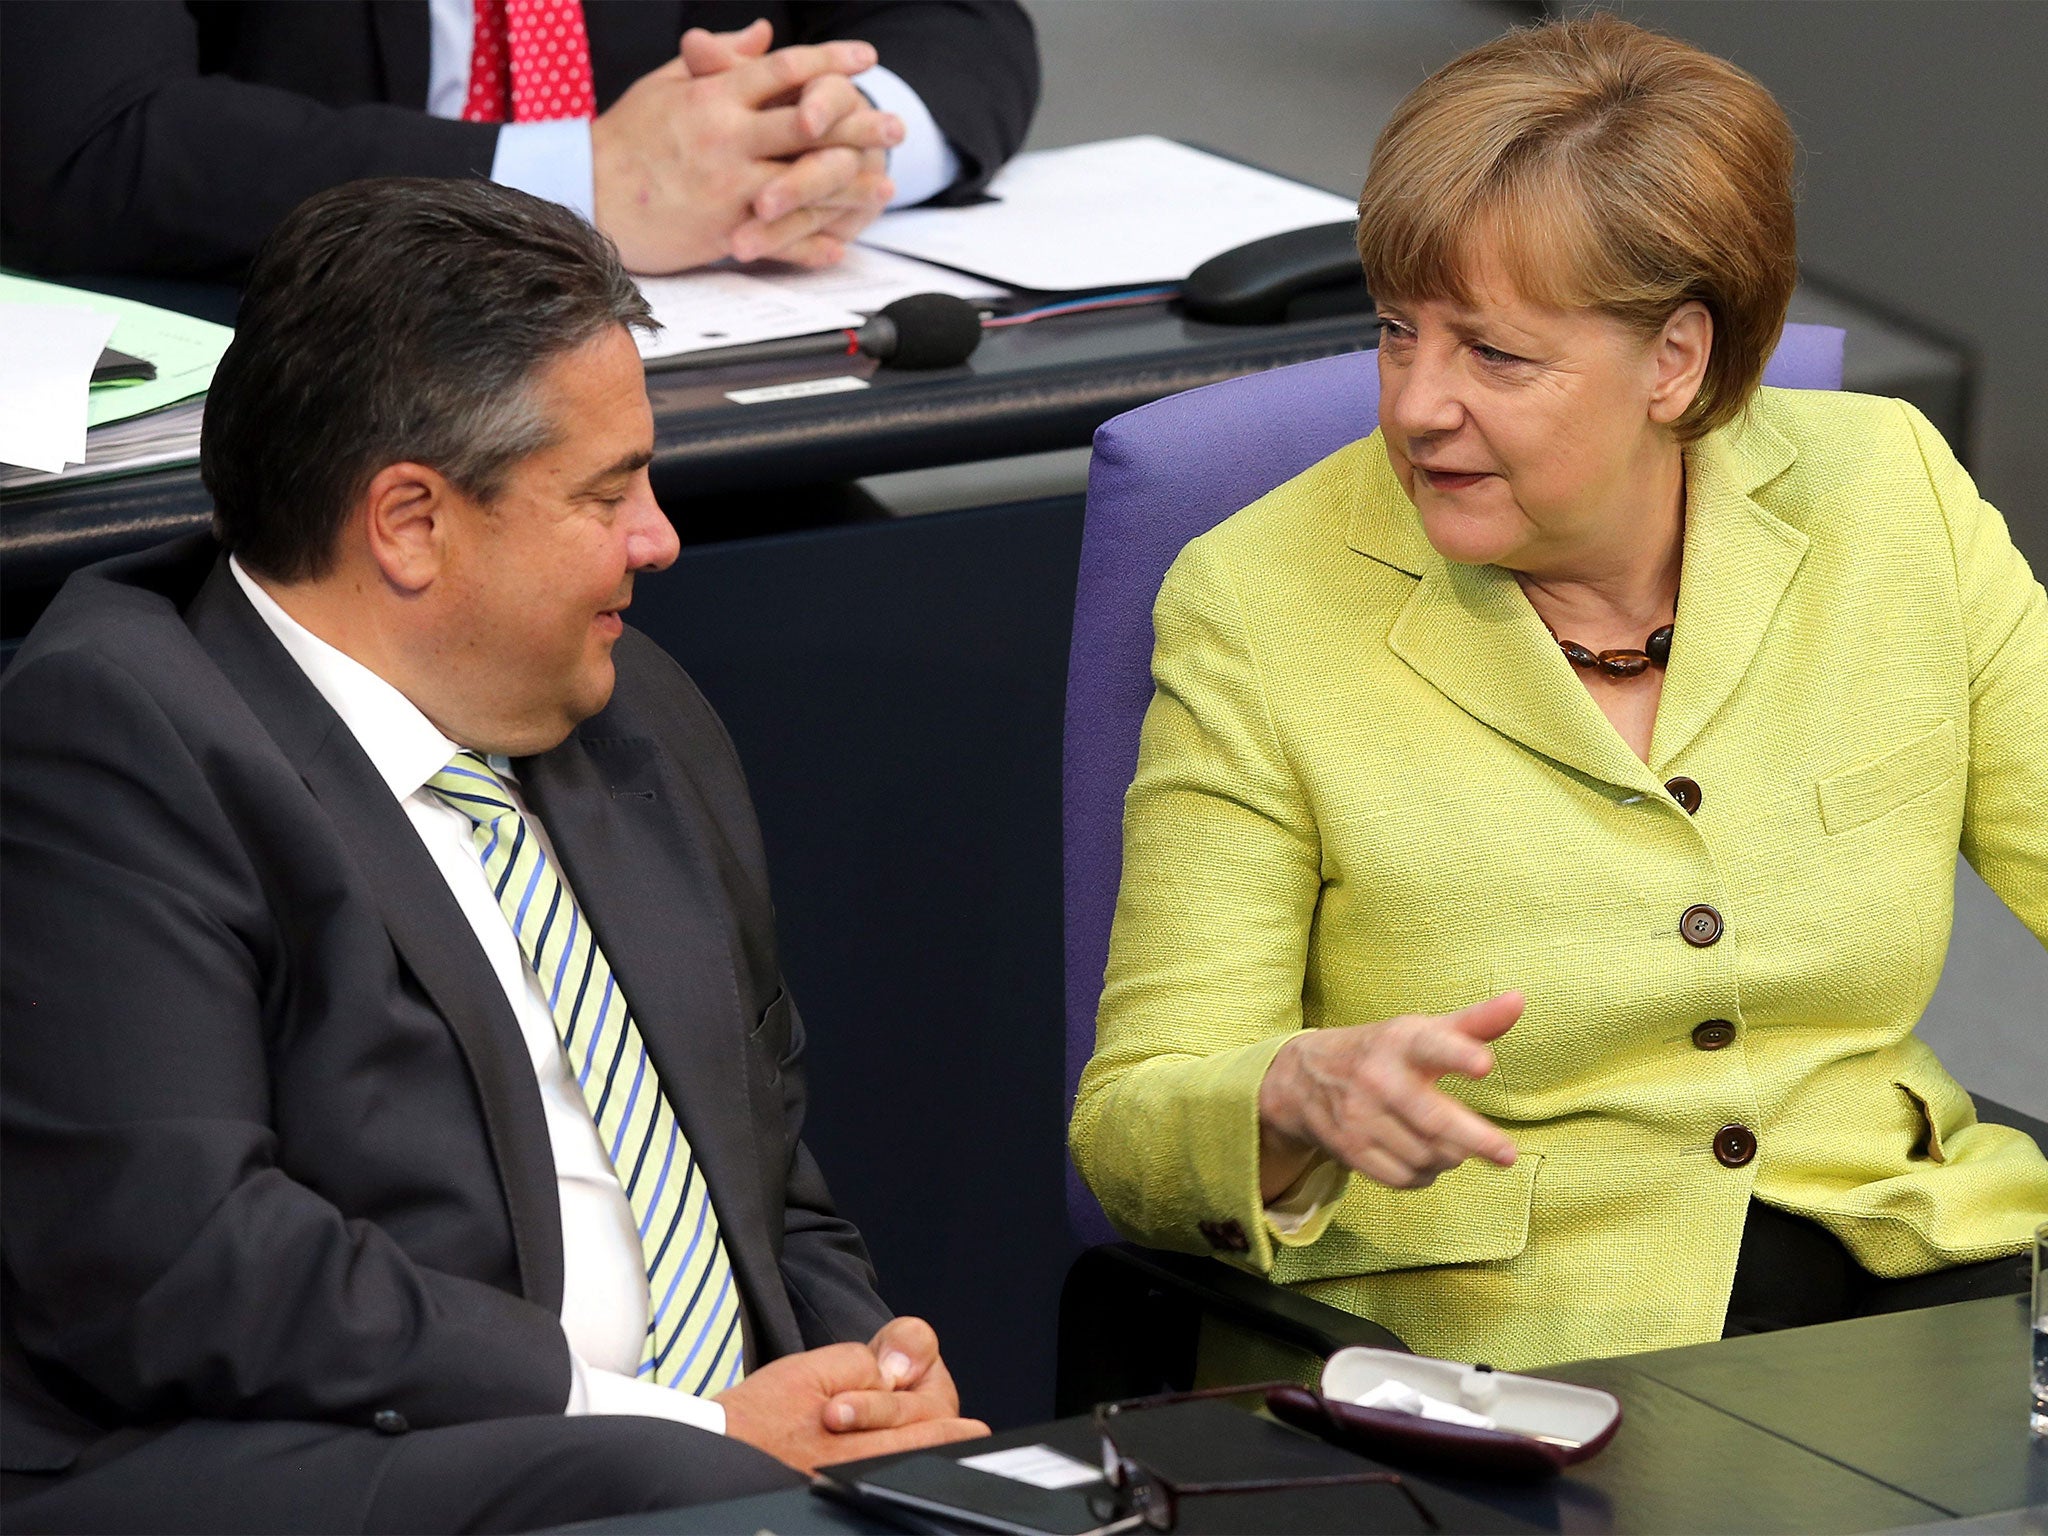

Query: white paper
[731,244,1006,312]
[1351,1379,1498,1430]
[631,270,863,362]
[0,302,119,472]
[860,135,1359,292]
[724,376,870,406]
[957,1444,1103,1490]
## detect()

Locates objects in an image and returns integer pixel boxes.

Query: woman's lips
[1417,466,1490,492]
[594,610,624,638]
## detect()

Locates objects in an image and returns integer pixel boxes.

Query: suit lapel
[1348,438,1667,798]
[368,0,431,109]
[518,734,783,1339]
[1648,412,1807,771]
[1350,420,1808,791]
[186,559,566,1310]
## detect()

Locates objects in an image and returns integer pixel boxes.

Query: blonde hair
[1356,13,1797,439]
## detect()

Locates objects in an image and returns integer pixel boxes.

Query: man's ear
[1647,301,1713,427]
[362,462,458,593]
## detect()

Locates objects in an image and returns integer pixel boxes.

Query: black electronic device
[90,346,157,385]
[642,292,983,375]
[1181,220,1367,326]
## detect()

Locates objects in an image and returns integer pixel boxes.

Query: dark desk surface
[1580,1293,2048,1519]
[573,1298,2043,1535]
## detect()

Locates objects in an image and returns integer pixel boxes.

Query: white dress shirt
[424,0,962,220]
[229,559,726,1434]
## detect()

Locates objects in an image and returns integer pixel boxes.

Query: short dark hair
[203,178,654,580]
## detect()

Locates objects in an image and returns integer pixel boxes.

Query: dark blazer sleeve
[0,1,497,279]
[611,633,895,1351]
[768,991,895,1349]
[0,645,572,1433]
[781,1,1039,203]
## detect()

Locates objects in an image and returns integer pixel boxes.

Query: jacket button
[371,1409,409,1435]
[1692,1020,1735,1051]
[1665,776,1703,814]
[1680,904,1724,947]
[1714,1125,1757,1168]
[1200,1218,1250,1253]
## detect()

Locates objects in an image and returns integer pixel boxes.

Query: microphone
[644,293,985,375]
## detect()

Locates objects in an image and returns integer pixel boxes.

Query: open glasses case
[1266,1346,1623,1480]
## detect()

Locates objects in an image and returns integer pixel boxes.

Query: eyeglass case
[1265,1347,1623,1481]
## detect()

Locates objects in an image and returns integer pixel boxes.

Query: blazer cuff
[1081,1032,1300,1275]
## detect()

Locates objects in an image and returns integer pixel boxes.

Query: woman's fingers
[1393,1079,1519,1167]
[1443,990,1526,1042]
[1260,997,1522,1194]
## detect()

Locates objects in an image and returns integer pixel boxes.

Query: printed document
[859,135,1358,292]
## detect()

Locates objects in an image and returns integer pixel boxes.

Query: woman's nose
[1383,350,1466,438]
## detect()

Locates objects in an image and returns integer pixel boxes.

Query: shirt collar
[229,555,466,801]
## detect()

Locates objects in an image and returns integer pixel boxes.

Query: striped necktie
[426,751,745,1396]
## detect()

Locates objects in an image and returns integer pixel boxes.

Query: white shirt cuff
[566,1352,727,1435]
[851,64,962,208]
[1264,1158,1349,1236]
[490,118,598,225]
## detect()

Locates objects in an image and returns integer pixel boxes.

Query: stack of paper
[860,135,1359,292]
[0,301,118,474]
[0,274,233,490]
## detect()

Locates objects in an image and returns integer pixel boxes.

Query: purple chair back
[1062,324,1845,1243]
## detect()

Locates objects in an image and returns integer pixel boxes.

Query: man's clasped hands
[593,18,903,274]
[715,1314,986,1472]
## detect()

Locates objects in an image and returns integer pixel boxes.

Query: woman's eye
[1473,343,1524,365]
[1374,318,1414,342]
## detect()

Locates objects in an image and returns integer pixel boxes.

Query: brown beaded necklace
[1539,615,1675,679]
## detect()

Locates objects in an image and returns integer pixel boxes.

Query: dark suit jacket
[0,0,1039,278]
[0,535,892,1478]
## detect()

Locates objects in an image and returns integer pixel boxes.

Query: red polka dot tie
[462,0,597,124]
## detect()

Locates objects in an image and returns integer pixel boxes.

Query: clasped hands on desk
[571,1296,2044,1535]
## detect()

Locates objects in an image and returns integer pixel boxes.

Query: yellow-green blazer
[1070,387,2048,1369]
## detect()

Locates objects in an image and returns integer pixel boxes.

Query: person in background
[0,0,1038,279]
[1,178,985,1534]
[1070,14,2047,1372]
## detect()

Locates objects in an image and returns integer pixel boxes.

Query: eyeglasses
[1084,1383,1441,1534]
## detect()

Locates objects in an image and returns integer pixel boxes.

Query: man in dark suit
[0,0,1038,279]
[0,178,985,1533]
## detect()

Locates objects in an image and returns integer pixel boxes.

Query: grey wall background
[1023,0,2046,1108]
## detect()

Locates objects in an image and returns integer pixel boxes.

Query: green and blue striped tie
[427,751,745,1396]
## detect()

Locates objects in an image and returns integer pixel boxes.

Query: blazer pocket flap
[1817,720,1957,835]
[1274,1153,1543,1283]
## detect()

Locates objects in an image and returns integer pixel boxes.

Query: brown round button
[1714,1124,1757,1168]
[1665,776,1703,814]
[1680,904,1724,947]
[1692,1020,1736,1050]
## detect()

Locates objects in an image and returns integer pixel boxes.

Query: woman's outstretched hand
[1256,993,1524,1201]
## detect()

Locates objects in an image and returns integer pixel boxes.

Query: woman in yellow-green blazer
[1070,15,2047,1372]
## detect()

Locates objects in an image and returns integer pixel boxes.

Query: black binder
[814,1399,1537,1535]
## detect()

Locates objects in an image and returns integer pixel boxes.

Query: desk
[0,303,1379,637]
[570,1297,2044,1535]
[0,276,1967,641]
